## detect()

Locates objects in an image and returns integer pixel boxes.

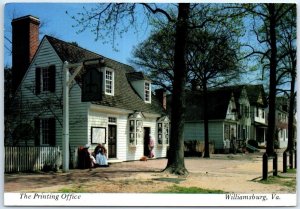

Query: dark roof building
[184,88,235,122]
[244,85,268,107]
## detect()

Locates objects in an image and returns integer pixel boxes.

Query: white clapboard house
[9,15,169,167]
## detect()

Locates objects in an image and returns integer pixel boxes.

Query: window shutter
[49,118,56,146]
[35,67,41,95]
[34,118,40,146]
[49,65,56,92]
[99,71,103,98]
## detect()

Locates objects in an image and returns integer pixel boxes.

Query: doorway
[108,125,117,158]
[143,127,151,156]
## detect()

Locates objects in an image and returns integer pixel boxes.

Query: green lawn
[158,185,225,194]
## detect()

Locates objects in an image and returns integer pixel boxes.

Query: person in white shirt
[94,144,108,167]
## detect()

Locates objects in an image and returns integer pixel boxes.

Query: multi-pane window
[105,70,114,95]
[157,116,170,146]
[145,82,150,102]
[128,112,144,147]
[42,68,50,91]
[108,117,117,124]
[224,124,230,140]
[129,119,143,146]
[35,117,56,146]
[35,65,55,94]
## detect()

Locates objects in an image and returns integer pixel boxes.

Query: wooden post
[289,150,294,169]
[283,151,287,173]
[63,61,70,172]
[263,152,268,180]
[295,149,297,169]
[273,152,278,176]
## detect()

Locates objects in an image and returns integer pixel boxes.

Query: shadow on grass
[157,185,225,194]
[257,175,296,190]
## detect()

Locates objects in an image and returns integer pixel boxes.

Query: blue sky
[4,3,152,67]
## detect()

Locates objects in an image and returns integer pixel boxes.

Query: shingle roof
[244,84,268,107]
[213,84,268,108]
[45,35,165,115]
[126,72,151,82]
[181,89,234,121]
[212,85,244,109]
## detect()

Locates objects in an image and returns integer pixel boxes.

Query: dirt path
[4,153,296,193]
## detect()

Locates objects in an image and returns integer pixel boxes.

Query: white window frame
[105,68,114,96]
[157,116,170,146]
[144,82,151,103]
[128,112,144,147]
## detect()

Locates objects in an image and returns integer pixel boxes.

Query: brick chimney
[11,15,40,91]
[155,88,167,110]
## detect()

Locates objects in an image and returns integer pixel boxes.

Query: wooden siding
[5,146,61,173]
[12,37,89,154]
[69,83,89,148]
[87,110,166,161]
[15,38,63,147]
[184,122,224,149]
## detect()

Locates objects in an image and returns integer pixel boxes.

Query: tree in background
[132,20,242,158]
[238,3,296,156]
[275,5,296,157]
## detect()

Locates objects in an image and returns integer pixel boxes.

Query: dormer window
[145,82,151,103]
[105,69,114,95]
[127,72,152,103]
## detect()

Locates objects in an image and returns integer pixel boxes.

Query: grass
[287,169,297,174]
[157,185,225,194]
[259,175,296,189]
[58,185,86,193]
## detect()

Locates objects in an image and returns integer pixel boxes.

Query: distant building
[182,88,238,152]
[174,84,269,153]
[244,85,268,146]
[274,97,289,148]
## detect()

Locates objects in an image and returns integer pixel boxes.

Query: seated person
[78,144,95,169]
[94,144,109,167]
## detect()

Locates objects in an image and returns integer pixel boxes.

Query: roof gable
[244,85,268,107]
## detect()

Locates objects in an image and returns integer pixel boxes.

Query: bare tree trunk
[287,70,296,151]
[203,80,210,158]
[164,3,190,175]
[266,3,277,156]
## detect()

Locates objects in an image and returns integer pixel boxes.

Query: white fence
[5,146,61,173]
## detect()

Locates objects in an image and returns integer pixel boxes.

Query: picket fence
[5,146,61,173]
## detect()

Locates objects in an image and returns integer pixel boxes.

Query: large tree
[70,3,192,175]
[132,23,241,158]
